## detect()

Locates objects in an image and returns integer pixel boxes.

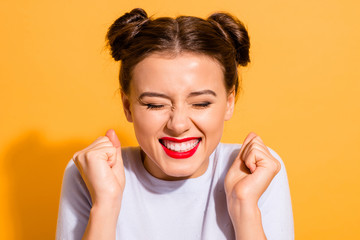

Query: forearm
[82,203,120,240]
[228,200,266,240]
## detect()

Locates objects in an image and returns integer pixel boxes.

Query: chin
[165,168,195,178]
[160,159,207,180]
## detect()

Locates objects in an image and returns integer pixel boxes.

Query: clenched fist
[73,129,125,209]
[225,132,281,204]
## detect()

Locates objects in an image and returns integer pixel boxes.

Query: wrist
[92,190,123,211]
[227,194,258,212]
[83,203,120,240]
[228,199,260,221]
[91,200,121,217]
[88,203,121,230]
[227,200,266,240]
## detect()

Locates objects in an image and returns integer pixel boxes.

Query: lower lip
[161,140,200,159]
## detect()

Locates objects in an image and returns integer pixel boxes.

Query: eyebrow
[138,92,171,100]
[187,90,217,98]
[138,90,217,100]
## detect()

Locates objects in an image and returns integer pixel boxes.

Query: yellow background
[1,0,359,239]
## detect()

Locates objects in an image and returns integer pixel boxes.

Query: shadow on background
[4,130,133,239]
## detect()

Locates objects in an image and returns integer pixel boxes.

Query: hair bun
[106,8,149,61]
[207,13,250,66]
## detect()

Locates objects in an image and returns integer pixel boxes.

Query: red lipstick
[161,137,199,143]
[159,137,201,159]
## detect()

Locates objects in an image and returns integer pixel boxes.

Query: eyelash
[192,102,211,109]
[146,104,164,110]
[145,102,211,110]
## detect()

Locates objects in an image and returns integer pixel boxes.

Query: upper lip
[160,137,201,143]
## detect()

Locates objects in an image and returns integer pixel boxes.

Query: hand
[224,132,281,205]
[73,129,125,209]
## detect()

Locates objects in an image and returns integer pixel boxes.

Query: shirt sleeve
[258,147,294,240]
[56,160,92,240]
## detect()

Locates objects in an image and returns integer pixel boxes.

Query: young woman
[56,8,294,240]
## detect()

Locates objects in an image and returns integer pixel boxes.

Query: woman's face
[122,53,235,180]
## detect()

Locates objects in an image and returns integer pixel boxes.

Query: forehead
[130,53,226,95]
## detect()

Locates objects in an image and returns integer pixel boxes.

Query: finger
[81,136,111,152]
[111,150,125,188]
[78,146,117,167]
[247,135,271,155]
[85,140,114,151]
[105,129,122,168]
[73,156,83,174]
[240,134,269,161]
[228,132,258,176]
[94,146,117,168]
[246,149,280,182]
[73,138,113,162]
[90,136,111,147]
[243,145,271,173]
[105,129,125,186]
[106,152,116,168]
[243,149,257,173]
[238,132,258,158]
[240,134,272,173]
[106,129,121,149]
[242,142,272,165]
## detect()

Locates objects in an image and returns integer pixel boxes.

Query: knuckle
[276,161,281,171]
[248,147,258,154]
[73,150,86,163]
[102,136,110,142]
[72,151,80,160]
[84,151,95,162]
[249,141,261,150]
[94,136,109,143]
[253,136,263,144]
[272,159,281,173]
[72,156,78,165]
[92,136,103,144]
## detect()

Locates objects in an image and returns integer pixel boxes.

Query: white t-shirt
[56,143,294,240]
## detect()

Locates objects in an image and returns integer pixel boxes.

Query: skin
[122,53,235,180]
[73,53,281,240]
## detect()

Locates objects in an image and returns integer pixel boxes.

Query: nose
[165,105,191,136]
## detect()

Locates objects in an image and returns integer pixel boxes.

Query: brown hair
[106,8,250,96]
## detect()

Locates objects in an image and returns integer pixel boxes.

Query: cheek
[191,106,227,138]
[132,109,167,140]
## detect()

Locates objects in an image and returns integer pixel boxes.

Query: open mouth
[159,137,201,159]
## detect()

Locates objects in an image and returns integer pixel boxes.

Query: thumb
[105,129,121,167]
[105,129,125,188]
[105,129,121,149]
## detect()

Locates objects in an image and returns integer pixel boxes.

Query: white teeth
[175,144,180,151]
[162,139,200,152]
[181,142,186,150]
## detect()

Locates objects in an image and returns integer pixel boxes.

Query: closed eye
[146,104,165,110]
[192,102,211,109]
